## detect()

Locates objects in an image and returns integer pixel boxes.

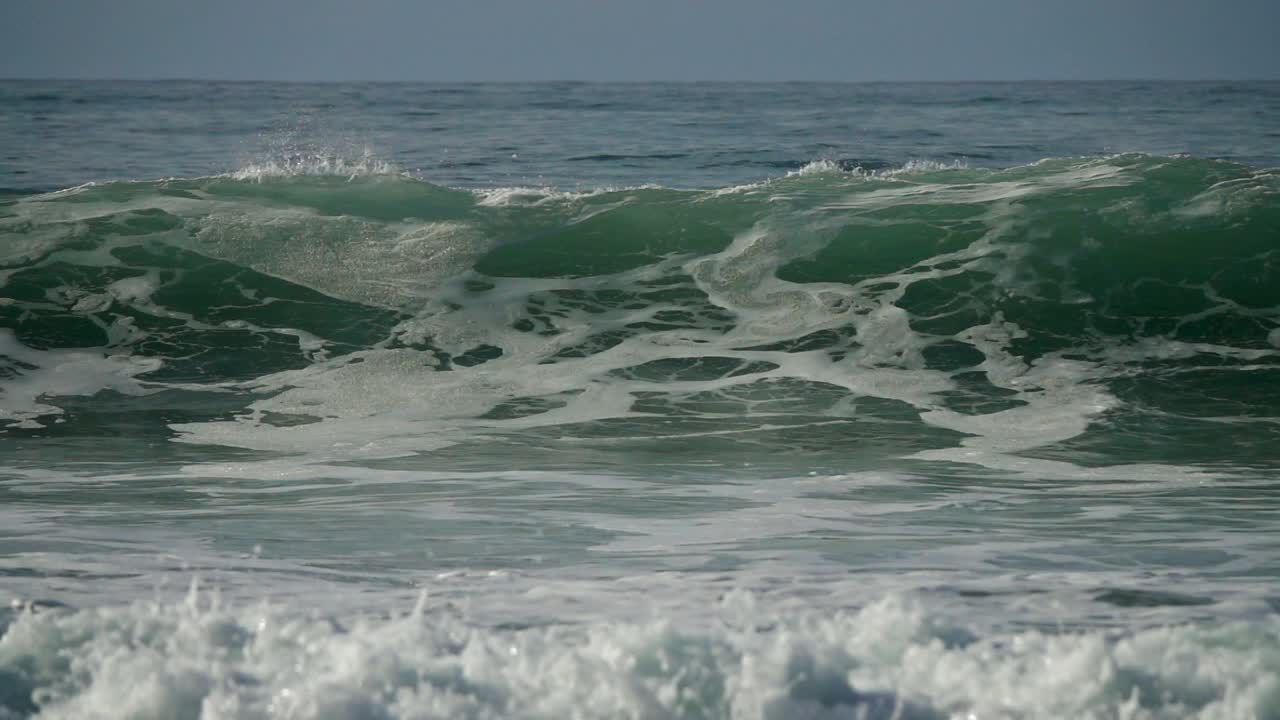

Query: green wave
[4,155,1276,357]
[2,155,1278,455]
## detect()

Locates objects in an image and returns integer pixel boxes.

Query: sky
[2,0,1279,82]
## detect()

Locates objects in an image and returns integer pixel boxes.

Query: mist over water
[2,81,1280,719]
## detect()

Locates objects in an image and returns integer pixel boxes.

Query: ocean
[1,80,1279,719]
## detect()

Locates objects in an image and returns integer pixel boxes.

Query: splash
[231,145,401,181]
[1,592,1277,719]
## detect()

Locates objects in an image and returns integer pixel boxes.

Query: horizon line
[3,76,1278,85]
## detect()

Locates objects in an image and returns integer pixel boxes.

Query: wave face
[3,153,1280,719]
[2,154,1278,463]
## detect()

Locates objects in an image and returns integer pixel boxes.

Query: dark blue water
[4,80,1279,194]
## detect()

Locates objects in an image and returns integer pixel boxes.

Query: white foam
[471,185,633,207]
[789,158,969,179]
[0,330,161,429]
[789,159,845,176]
[820,160,1132,212]
[2,592,1276,720]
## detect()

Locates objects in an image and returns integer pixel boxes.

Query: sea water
[2,81,1279,719]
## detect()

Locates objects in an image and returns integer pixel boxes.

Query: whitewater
[2,81,1279,719]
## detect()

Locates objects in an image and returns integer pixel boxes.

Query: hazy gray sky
[3,0,1278,82]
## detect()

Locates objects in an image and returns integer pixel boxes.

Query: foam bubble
[2,593,1276,720]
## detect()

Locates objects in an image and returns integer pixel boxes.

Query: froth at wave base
[2,153,1280,718]
[1,589,1278,720]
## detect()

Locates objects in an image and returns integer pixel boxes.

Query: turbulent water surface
[2,81,1280,719]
